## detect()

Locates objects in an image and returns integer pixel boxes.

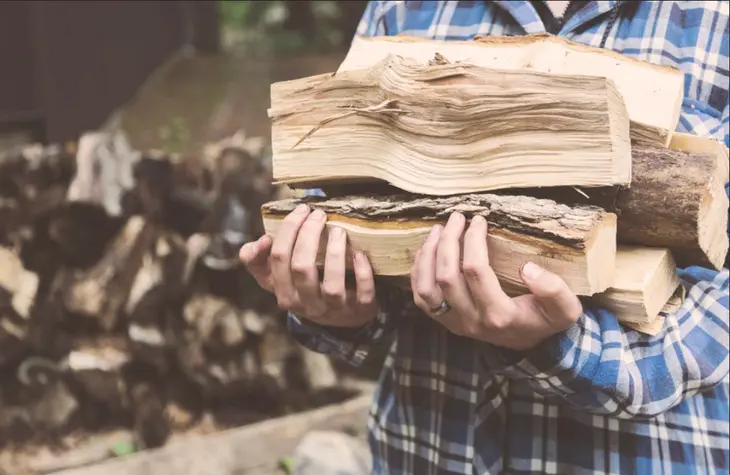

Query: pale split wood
[338,33,684,147]
[261,193,618,296]
[269,54,632,195]
[621,285,686,336]
[592,247,680,325]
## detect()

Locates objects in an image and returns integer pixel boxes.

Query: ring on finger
[430,299,451,318]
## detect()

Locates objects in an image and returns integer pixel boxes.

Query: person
[240,1,730,473]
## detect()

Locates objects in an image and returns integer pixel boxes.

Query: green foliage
[158,116,190,155]
[111,440,137,457]
[219,0,348,56]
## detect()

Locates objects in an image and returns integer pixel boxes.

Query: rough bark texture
[261,193,614,249]
[509,146,729,268]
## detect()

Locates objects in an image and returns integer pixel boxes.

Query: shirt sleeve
[479,267,730,419]
[287,280,408,366]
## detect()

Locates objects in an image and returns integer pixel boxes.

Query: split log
[338,33,684,147]
[61,216,157,331]
[515,143,729,269]
[269,54,632,195]
[622,286,685,336]
[261,193,618,296]
[592,247,681,325]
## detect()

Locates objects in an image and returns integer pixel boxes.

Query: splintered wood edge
[339,34,684,138]
[356,34,684,76]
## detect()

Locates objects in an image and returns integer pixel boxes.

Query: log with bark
[269,53,632,195]
[510,141,729,270]
[337,33,684,147]
[261,193,618,296]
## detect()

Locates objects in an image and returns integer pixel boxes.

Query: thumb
[240,235,274,291]
[520,262,582,324]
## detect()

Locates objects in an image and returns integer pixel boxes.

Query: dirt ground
[115,48,346,156]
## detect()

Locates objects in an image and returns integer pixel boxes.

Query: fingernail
[472,215,486,226]
[295,204,309,214]
[449,212,464,225]
[331,226,344,238]
[311,209,326,221]
[521,262,543,280]
[353,250,364,263]
[429,224,442,237]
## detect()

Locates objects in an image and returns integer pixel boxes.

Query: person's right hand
[239,204,378,328]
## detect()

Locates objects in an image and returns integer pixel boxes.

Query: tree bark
[262,192,614,249]
[511,146,729,269]
[262,193,618,295]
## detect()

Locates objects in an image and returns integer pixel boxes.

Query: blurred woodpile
[0,130,350,456]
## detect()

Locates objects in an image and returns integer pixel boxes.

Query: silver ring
[430,300,451,318]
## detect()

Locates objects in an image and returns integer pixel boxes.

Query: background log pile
[0,130,353,457]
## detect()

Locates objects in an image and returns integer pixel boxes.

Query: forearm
[480,267,730,418]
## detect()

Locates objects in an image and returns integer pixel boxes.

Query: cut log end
[593,247,680,325]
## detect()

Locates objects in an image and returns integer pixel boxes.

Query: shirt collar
[492,1,620,35]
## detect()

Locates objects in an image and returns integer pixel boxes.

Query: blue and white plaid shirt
[288,2,730,473]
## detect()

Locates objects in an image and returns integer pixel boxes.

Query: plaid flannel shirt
[288,1,730,473]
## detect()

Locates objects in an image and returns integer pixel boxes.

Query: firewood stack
[0,130,351,453]
[262,33,730,335]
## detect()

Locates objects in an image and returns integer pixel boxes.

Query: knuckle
[462,262,482,281]
[415,282,437,301]
[436,272,458,288]
[321,282,345,300]
[270,248,288,263]
[290,258,312,276]
[483,314,509,331]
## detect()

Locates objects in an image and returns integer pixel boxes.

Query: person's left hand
[411,212,583,351]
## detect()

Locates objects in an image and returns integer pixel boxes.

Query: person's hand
[411,212,583,351]
[239,204,378,328]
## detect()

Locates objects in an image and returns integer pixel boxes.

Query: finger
[291,209,328,316]
[520,261,583,325]
[462,215,512,311]
[321,226,348,312]
[414,225,444,310]
[270,204,310,309]
[239,235,274,291]
[352,251,377,320]
[436,213,476,317]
